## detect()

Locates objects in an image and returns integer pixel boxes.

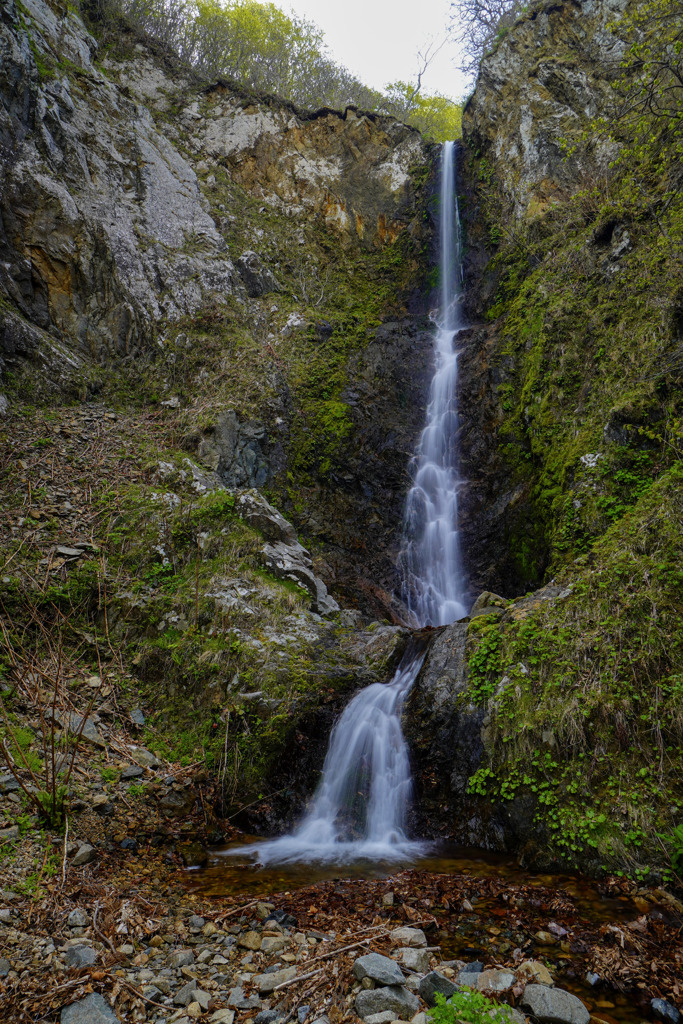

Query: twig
[62,815,69,885]
[93,901,118,955]
[274,965,327,991]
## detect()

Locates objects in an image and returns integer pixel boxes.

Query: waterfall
[398,140,468,626]
[222,143,464,867]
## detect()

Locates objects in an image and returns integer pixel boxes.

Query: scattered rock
[211,1012,236,1024]
[389,927,427,948]
[0,958,10,977]
[355,986,419,1021]
[417,971,458,1006]
[129,746,160,768]
[0,826,19,842]
[238,930,262,951]
[652,1000,682,1024]
[67,908,90,928]
[521,985,590,1024]
[72,844,96,866]
[398,948,430,973]
[353,953,405,986]
[60,993,120,1023]
[65,945,98,968]
[476,968,516,993]
[255,966,297,992]
[168,949,195,968]
[519,960,554,986]
[121,765,144,780]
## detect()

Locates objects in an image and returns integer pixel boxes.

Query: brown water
[188,839,660,1024]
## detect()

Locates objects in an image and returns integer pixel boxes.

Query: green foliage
[467,617,502,704]
[103,0,461,137]
[429,991,514,1024]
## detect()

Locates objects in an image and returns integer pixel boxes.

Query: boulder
[398,947,431,973]
[417,972,458,1006]
[353,953,405,987]
[521,985,590,1024]
[61,993,120,1023]
[355,986,419,1021]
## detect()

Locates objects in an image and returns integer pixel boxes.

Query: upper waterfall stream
[221,142,465,867]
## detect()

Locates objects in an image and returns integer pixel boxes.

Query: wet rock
[353,953,405,986]
[389,927,427,948]
[521,985,590,1024]
[355,986,419,1021]
[177,842,208,868]
[651,1000,682,1024]
[417,971,458,1006]
[60,993,120,1023]
[199,411,269,490]
[65,945,98,968]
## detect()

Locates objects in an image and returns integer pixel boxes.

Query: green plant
[429,991,513,1024]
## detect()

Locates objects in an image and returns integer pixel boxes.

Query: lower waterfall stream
[220,141,466,868]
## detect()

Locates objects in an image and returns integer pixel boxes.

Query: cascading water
[399,140,468,626]
[221,142,465,867]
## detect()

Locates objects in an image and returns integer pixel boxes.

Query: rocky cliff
[406,0,683,877]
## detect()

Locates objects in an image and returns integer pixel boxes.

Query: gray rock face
[521,985,591,1024]
[60,993,120,1024]
[355,985,419,1020]
[199,411,269,490]
[236,251,280,297]
[0,0,244,367]
[464,0,633,221]
[417,971,458,1006]
[353,953,405,987]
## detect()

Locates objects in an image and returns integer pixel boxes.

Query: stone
[356,987,419,1021]
[254,1012,282,1024]
[211,1013,236,1024]
[476,969,516,993]
[236,251,281,297]
[60,993,120,1023]
[168,949,195,968]
[411,1015,427,1024]
[238,930,262,951]
[398,948,430,973]
[131,708,145,726]
[174,981,198,1007]
[255,966,297,992]
[389,928,427,948]
[193,990,210,1011]
[0,958,10,977]
[0,826,19,842]
[55,712,105,747]
[121,765,144,779]
[187,1004,202,1020]
[353,953,405,987]
[521,985,590,1024]
[227,986,261,1009]
[519,960,554,986]
[652,1000,682,1024]
[68,908,90,928]
[0,908,11,923]
[65,945,98,968]
[457,972,483,989]
[261,935,286,953]
[417,972,458,1006]
[130,746,160,768]
[72,844,96,866]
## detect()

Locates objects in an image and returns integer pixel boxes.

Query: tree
[450,0,525,78]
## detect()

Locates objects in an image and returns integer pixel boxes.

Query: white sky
[273,0,469,101]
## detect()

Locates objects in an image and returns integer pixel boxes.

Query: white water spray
[221,143,465,867]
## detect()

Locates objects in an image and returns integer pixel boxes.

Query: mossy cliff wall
[406,0,682,879]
